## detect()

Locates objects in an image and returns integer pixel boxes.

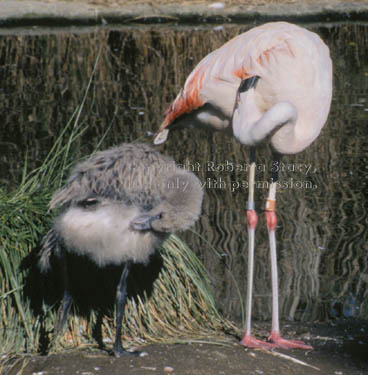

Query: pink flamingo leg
[240,210,276,349]
[240,153,276,350]
[265,207,313,350]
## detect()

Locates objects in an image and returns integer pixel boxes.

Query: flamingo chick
[39,143,203,357]
[154,22,333,350]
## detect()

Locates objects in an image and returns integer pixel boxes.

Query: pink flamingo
[154,22,332,350]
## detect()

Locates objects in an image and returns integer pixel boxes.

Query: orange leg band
[246,209,258,229]
[265,211,277,231]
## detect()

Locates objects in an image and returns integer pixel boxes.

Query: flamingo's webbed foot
[240,334,276,349]
[268,331,313,350]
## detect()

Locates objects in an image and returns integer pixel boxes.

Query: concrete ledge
[1,0,368,27]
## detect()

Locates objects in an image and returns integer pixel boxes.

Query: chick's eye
[152,213,162,221]
[77,198,99,209]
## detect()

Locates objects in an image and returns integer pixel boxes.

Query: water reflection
[1,22,367,323]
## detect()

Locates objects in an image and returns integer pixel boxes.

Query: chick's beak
[130,214,161,231]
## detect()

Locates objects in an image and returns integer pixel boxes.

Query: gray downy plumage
[38,143,203,357]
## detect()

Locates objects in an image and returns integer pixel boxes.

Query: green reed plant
[0,106,89,355]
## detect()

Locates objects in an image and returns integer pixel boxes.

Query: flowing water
[1,22,367,324]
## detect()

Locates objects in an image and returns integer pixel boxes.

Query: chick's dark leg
[55,290,72,334]
[55,249,72,336]
[114,261,141,357]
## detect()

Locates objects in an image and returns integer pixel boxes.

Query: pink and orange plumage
[154,22,332,154]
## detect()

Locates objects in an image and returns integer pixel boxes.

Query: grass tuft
[0,58,237,367]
